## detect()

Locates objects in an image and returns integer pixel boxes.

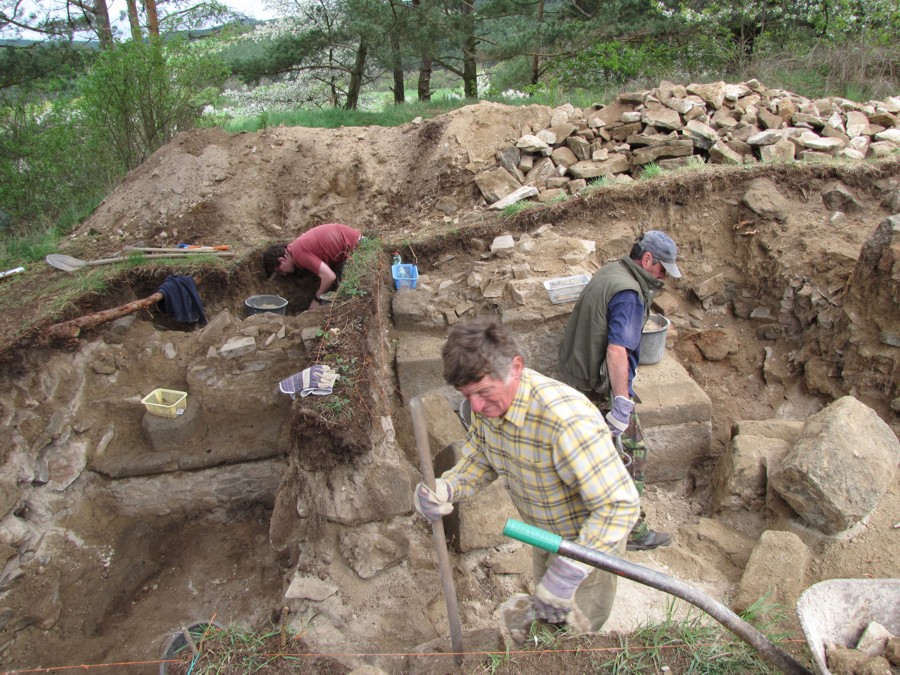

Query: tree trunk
[418,53,432,101]
[391,31,405,104]
[93,0,114,49]
[412,0,431,101]
[461,0,477,98]
[125,0,142,41]
[143,0,160,37]
[344,39,368,110]
[531,0,545,85]
[45,292,164,345]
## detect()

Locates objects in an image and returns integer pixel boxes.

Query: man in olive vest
[557,230,682,550]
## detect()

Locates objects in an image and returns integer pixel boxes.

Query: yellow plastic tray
[141,388,187,418]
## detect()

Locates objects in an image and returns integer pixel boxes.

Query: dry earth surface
[0,97,898,675]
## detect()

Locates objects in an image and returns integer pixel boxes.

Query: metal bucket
[639,314,670,365]
[244,294,287,316]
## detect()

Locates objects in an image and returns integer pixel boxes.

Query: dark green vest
[557,256,663,394]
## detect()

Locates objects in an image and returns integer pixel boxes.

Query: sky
[221,0,279,21]
[3,0,279,40]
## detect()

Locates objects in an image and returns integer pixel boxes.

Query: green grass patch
[0,192,104,271]
[165,622,304,673]
[580,175,616,195]
[475,599,800,674]
[335,236,382,301]
[221,98,469,132]
[502,200,542,217]
[639,162,664,179]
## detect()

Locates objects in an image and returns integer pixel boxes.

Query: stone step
[633,351,713,482]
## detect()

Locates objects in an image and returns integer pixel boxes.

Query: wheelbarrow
[796,578,900,675]
[502,519,898,675]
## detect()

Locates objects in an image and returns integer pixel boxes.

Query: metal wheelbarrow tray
[796,578,900,675]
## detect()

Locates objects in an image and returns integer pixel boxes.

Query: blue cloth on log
[158,275,207,325]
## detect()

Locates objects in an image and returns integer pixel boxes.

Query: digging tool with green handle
[503,519,813,675]
[409,396,464,665]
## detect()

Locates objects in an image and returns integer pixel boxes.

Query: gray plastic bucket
[245,294,287,316]
[639,314,670,365]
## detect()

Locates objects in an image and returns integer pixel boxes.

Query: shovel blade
[46,251,233,272]
[45,254,88,271]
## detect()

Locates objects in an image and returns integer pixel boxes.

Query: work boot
[499,593,536,644]
[627,529,672,551]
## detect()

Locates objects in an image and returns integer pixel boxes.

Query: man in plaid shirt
[414,317,639,633]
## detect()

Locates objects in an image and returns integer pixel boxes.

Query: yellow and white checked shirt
[442,368,640,554]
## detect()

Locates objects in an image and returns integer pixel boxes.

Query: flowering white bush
[476,71,491,96]
[209,77,333,117]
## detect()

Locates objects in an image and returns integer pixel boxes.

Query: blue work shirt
[606,290,644,396]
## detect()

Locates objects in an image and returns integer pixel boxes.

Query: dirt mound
[62,102,554,258]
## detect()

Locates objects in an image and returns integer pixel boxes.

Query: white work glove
[413,479,454,523]
[605,395,635,438]
[533,556,590,624]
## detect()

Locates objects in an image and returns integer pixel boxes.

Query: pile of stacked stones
[475,79,900,207]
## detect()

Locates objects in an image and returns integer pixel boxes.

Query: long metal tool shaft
[504,519,813,675]
[409,396,464,665]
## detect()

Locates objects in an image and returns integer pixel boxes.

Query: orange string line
[2,638,810,673]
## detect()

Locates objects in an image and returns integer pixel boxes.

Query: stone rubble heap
[475,79,900,206]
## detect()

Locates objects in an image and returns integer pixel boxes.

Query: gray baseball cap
[640,230,682,278]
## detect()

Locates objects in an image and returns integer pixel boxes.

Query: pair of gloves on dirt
[414,481,590,625]
[278,364,340,399]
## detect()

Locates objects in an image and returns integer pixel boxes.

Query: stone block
[769,396,900,534]
[219,335,256,359]
[633,352,713,481]
[475,167,521,204]
[458,480,518,552]
[711,435,790,512]
[395,335,457,405]
[643,420,713,482]
[734,530,810,615]
[391,287,443,331]
[417,391,466,462]
[731,419,803,443]
[488,185,538,210]
[142,401,201,452]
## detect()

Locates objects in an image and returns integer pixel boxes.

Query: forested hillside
[1,0,898,251]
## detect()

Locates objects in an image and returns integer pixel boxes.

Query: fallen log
[45,292,164,346]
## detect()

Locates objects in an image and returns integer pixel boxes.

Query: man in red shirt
[263,223,362,310]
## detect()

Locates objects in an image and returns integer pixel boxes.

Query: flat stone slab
[395,335,461,407]
[634,351,713,481]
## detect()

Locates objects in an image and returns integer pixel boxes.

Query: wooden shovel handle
[410,396,465,663]
[125,246,231,252]
[85,251,234,266]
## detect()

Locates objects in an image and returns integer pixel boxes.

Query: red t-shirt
[286,223,361,275]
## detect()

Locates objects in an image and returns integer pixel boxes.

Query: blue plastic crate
[392,264,419,290]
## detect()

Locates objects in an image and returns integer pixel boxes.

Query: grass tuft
[502,200,541,217]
